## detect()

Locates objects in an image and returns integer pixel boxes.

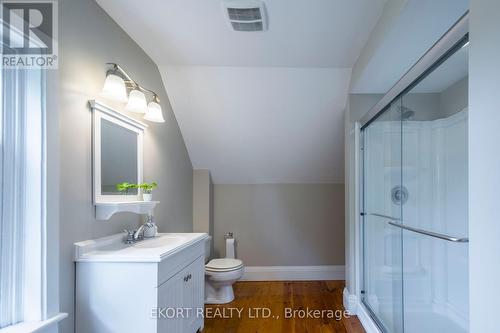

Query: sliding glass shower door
[362,98,404,332]
[399,39,469,333]
[361,37,469,333]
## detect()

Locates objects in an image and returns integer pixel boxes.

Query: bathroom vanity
[79,101,207,332]
[75,233,208,333]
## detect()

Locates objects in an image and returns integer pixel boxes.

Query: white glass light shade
[101,74,127,102]
[125,89,148,113]
[144,101,165,123]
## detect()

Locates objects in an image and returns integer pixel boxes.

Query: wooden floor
[203,281,365,333]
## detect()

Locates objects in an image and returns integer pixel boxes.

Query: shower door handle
[366,213,401,221]
[387,221,469,243]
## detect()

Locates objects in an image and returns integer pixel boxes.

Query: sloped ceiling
[350,0,469,93]
[162,67,351,183]
[95,0,387,183]
[96,0,386,68]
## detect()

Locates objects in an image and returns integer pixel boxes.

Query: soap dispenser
[143,214,158,238]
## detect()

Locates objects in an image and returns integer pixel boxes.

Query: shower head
[399,106,415,120]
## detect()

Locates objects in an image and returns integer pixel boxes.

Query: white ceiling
[96,0,386,68]
[96,0,386,183]
[351,0,469,93]
[162,66,351,183]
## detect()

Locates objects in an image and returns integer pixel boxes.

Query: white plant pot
[143,193,152,202]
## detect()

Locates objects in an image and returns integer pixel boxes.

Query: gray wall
[404,77,468,120]
[349,94,383,122]
[57,0,193,331]
[469,0,500,330]
[213,184,345,266]
[193,170,213,234]
[440,76,468,117]
[402,93,441,120]
[193,170,214,256]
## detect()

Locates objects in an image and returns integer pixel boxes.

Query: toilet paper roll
[225,238,235,259]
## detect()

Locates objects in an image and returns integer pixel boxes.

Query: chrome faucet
[123,226,144,244]
[123,229,135,244]
[124,215,154,244]
[133,224,145,241]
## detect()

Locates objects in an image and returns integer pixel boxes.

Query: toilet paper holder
[224,232,234,240]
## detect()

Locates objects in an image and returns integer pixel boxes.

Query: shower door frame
[356,12,470,333]
[359,13,469,129]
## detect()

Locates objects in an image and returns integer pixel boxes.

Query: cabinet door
[183,256,205,333]
[157,272,184,333]
[158,256,205,333]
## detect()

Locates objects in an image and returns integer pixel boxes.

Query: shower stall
[359,18,469,333]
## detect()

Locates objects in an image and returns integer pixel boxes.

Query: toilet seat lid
[206,258,243,271]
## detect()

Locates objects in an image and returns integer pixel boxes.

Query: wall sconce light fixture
[102,63,165,123]
[101,72,128,103]
[126,89,148,114]
[144,95,165,123]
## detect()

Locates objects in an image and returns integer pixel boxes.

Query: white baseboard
[241,265,345,281]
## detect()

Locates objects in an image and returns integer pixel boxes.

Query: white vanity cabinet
[158,256,205,332]
[75,233,207,333]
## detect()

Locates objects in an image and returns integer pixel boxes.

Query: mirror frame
[90,100,147,203]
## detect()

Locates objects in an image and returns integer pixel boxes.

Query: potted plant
[138,182,158,201]
[116,182,137,194]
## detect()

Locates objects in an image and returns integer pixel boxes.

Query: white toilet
[204,233,244,304]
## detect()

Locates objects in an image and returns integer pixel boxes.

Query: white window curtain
[0,66,46,328]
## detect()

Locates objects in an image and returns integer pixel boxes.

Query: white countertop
[74,232,208,263]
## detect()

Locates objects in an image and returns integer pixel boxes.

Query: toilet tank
[204,236,212,263]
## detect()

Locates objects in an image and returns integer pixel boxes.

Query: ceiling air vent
[222,0,268,32]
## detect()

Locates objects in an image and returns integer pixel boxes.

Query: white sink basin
[74,232,208,262]
[133,235,184,249]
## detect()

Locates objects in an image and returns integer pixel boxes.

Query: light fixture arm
[106,63,161,103]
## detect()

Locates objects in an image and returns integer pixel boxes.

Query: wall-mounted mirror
[91,100,147,203]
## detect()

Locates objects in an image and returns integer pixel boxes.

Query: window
[0,66,47,327]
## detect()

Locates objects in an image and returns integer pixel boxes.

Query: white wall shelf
[95,201,159,220]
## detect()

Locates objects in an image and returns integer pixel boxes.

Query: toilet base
[205,281,235,304]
